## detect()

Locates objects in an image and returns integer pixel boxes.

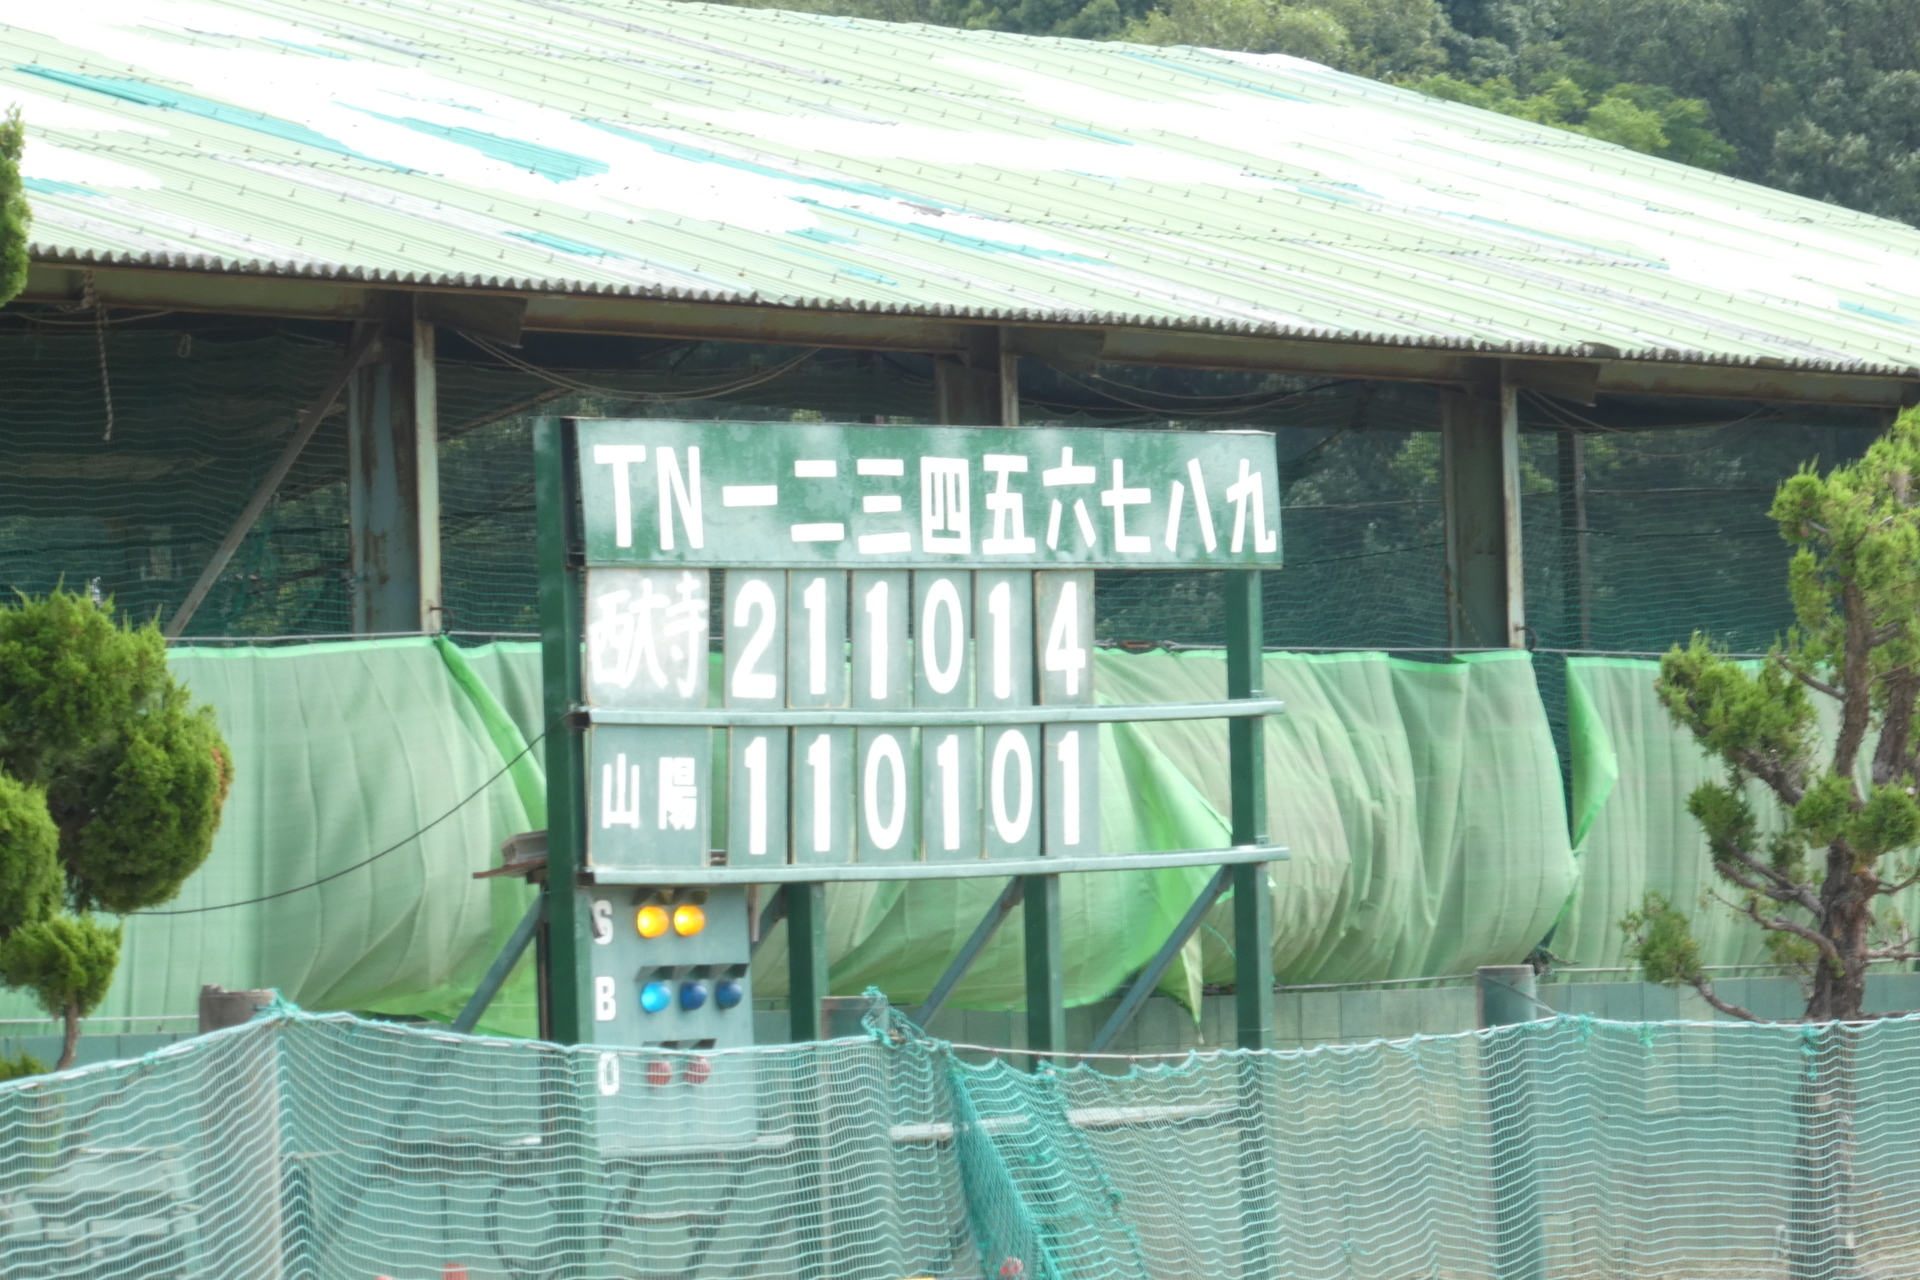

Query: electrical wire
[134,723,553,915]
[463,333,821,402]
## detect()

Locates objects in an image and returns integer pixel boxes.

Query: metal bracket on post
[911,877,1024,1029]
[1023,874,1064,1069]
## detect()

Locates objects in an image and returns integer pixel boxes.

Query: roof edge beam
[18,265,1917,409]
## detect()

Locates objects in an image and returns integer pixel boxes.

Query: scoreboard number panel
[569,421,1283,881]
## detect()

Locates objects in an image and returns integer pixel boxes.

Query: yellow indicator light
[672,904,707,937]
[636,904,670,939]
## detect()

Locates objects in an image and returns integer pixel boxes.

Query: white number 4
[1044,580,1087,697]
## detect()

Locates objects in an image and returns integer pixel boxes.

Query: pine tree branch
[1776,652,1842,702]
[1740,899,1844,965]
[1712,851,1824,918]
[1689,975,1768,1023]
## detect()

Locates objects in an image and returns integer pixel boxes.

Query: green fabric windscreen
[0,641,1577,1039]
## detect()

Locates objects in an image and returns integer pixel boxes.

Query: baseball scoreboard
[534,418,1285,1081]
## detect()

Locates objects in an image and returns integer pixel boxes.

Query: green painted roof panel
[7,0,1920,373]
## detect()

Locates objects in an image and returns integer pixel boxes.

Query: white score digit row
[723,722,1096,865]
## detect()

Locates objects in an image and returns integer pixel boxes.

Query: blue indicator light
[715,979,745,1010]
[679,981,709,1011]
[640,981,673,1013]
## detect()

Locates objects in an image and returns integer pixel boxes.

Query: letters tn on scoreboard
[574,421,1282,872]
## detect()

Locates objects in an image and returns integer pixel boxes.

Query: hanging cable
[463,333,821,402]
[134,722,554,916]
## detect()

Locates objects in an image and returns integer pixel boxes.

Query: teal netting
[4,1001,1917,1280]
[0,327,1881,657]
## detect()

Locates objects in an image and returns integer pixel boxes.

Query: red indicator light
[685,1056,713,1086]
[645,1060,673,1088]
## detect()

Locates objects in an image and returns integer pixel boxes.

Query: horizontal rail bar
[584,845,1285,885]
[583,697,1284,729]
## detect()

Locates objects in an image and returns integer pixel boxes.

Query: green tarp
[1558,656,1920,970]
[0,641,1583,1037]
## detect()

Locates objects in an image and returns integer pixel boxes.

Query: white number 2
[731,579,777,700]
[1044,580,1087,697]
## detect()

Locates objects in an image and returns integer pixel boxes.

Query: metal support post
[1441,365,1524,649]
[788,881,830,1042]
[912,877,1025,1028]
[1226,570,1273,1049]
[349,311,440,632]
[534,418,592,1044]
[1556,428,1591,650]
[1023,873,1065,1067]
[934,327,1003,426]
[412,306,442,632]
[1479,965,1547,1280]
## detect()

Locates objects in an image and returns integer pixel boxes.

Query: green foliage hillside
[706,0,1920,226]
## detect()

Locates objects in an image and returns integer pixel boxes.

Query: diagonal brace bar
[166,325,379,637]
[451,894,543,1034]
[910,877,1024,1028]
[1086,865,1235,1053]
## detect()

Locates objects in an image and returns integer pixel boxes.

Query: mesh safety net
[2,1000,1914,1280]
[0,328,1883,654]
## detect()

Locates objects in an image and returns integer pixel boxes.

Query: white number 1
[865,579,889,700]
[1044,581,1087,697]
[935,732,961,851]
[1056,730,1082,846]
[743,734,768,856]
[802,576,828,697]
[807,732,832,853]
[987,580,1012,700]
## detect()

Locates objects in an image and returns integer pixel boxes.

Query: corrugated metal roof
[7,0,1920,375]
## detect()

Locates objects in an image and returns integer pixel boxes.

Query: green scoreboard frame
[533,417,1286,1057]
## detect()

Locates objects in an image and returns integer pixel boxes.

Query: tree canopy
[0,590,232,1068]
[1626,409,1920,1023]
[701,0,1920,226]
[1,106,28,307]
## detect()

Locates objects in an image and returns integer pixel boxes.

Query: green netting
[0,640,1575,1031]
[5,1000,1917,1280]
[1557,656,1920,972]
